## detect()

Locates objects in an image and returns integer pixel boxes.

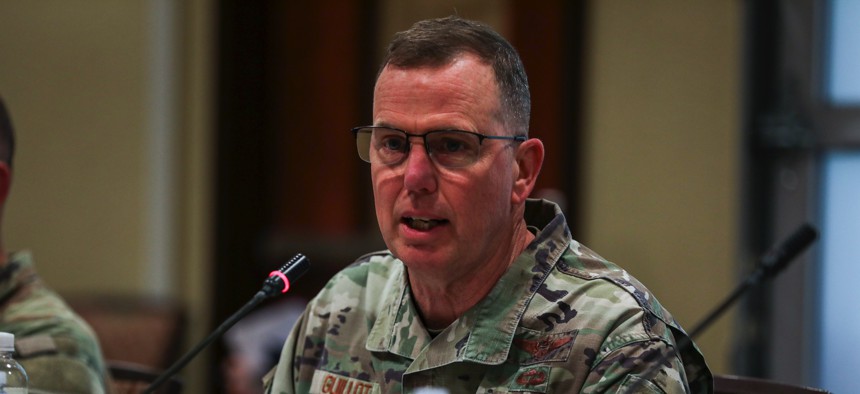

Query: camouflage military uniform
[0,251,109,393]
[265,199,712,393]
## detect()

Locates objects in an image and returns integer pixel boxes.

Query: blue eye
[380,135,407,152]
[427,132,480,166]
[439,138,466,153]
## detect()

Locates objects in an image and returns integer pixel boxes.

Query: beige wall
[583,2,741,373]
[1,1,152,294]
[0,0,214,391]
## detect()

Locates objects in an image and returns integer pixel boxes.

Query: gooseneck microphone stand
[621,223,818,394]
[142,253,311,394]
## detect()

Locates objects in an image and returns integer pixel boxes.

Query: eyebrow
[372,124,478,133]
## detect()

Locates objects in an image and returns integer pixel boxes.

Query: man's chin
[392,246,449,271]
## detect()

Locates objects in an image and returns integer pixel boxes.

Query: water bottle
[0,332,27,394]
[415,388,449,394]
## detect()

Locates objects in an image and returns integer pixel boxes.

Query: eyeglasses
[352,126,526,168]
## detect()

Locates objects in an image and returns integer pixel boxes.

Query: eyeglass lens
[356,127,483,168]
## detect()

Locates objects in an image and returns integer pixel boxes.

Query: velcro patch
[14,335,58,358]
[513,330,576,365]
[509,366,551,392]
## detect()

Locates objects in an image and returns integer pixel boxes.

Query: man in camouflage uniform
[266,16,712,393]
[0,97,111,393]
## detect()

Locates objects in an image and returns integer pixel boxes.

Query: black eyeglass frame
[351,125,527,168]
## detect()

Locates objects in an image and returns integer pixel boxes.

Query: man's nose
[402,140,438,194]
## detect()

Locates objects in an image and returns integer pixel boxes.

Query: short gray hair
[379,16,531,134]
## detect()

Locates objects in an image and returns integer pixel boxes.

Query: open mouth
[402,217,448,231]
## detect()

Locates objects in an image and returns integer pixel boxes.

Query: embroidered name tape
[310,370,379,394]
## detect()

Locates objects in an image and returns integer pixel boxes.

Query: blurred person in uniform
[265,16,712,393]
[223,298,306,394]
[0,96,111,393]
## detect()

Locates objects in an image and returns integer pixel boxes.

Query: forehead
[372,55,501,131]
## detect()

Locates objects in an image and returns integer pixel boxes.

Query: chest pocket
[475,328,579,393]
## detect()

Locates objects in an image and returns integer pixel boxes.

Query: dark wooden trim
[509,0,587,233]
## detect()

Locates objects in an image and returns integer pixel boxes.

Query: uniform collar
[366,200,572,368]
[365,260,432,358]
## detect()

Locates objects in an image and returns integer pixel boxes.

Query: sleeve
[576,303,698,394]
[581,338,691,394]
[19,351,106,394]
[6,290,110,393]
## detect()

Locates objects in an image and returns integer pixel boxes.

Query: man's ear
[0,162,11,206]
[511,138,544,205]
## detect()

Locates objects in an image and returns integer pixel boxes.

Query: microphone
[142,253,310,393]
[621,223,818,394]
[260,253,312,298]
